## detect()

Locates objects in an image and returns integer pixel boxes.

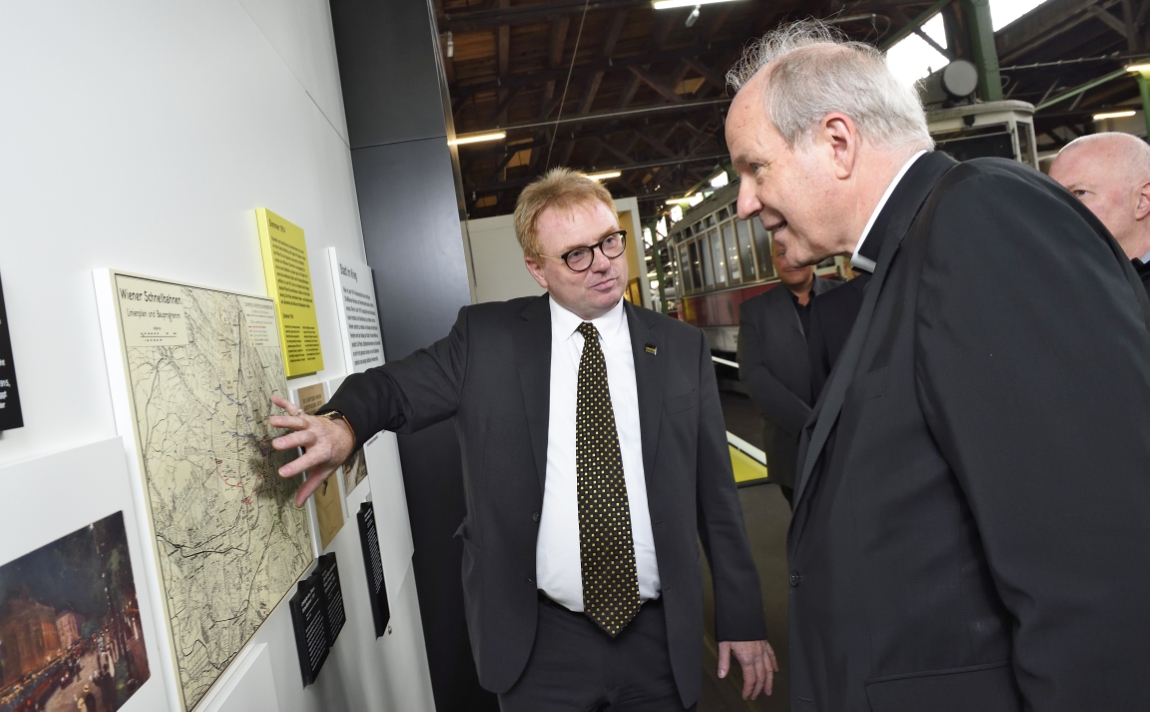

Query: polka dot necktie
[575,321,641,637]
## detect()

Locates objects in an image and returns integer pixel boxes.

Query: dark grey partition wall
[328,1,497,709]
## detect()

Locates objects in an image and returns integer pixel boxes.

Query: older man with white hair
[724,21,1150,712]
[1050,131,1150,296]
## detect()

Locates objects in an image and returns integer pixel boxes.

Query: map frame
[94,270,314,712]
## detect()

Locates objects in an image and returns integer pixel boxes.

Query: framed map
[95,271,313,712]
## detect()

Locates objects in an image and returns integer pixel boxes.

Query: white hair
[727,21,933,151]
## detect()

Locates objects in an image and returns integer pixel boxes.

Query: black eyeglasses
[546,230,627,272]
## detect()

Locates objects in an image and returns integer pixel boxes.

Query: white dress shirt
[851,150,927,273]
[536,296,661,611]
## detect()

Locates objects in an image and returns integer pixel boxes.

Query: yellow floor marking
[730,444,768,485]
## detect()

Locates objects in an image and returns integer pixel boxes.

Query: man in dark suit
[1049,132,1150,298]
[268,169,776,710]
[724,21,1150,712]
[805,270,868,400]
[737,242,837,507]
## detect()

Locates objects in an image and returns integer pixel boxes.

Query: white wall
[0,2,432,711]
[464,214,545,303]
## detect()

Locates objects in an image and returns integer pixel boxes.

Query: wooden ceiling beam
[468,152,731,193]
[595,137,635,164]
[683,57,727,92]
[629,65,686,102]
[637,130,677,158]
[440,0,650,32]
[489,86,523,125]
[996,0,1119,63]
[455,44,728,97]
[497,0,510,76]
[616,72,643,109]
[576,9,630,115]
[540,17,571,119]
[1087,3,1132,38]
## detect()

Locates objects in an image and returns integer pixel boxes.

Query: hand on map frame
[269,394,356,507]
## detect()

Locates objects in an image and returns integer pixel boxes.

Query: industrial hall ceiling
[434,0,1150,221]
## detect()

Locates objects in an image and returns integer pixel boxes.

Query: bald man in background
[1049,132,1150,296]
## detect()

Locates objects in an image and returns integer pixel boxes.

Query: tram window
[689,241,705,291]
[709,229,727,285]
[697,237,714,287]
[753,220,775,279]
[737,221,756,280]
[678,245,694,293]
[705,215,715,228]
[722,223,740,282]
[729,202,738,216]
[683,226,692,237]
[717,207,729,221]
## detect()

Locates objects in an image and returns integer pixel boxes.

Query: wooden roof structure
[433,0,1150,221]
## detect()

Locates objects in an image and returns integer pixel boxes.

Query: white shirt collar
[850,150,928,274]
[548,295,627,344]
[1141,249,1150,264]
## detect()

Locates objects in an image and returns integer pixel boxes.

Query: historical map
[111,273,312,711]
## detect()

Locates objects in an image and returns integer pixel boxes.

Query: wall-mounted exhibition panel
[0,1,434,710]
[0,438,170,712]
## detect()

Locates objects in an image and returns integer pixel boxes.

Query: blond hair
[514,168,614,259]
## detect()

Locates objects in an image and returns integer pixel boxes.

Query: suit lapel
[625,302,665,490]
[792,152,957,515]
[514,295,552,493]
[772,286,804,336]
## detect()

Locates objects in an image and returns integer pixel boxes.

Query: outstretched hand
[268,395,355,507]
[718,638,779,700]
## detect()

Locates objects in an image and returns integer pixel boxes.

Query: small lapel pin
[645,343,657,355]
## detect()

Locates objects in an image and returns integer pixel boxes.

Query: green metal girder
[878,0,1002,102]
[878,0,954,50]
[960,0,1003,102]
[1034,69,1131,111]
[1137,74,1150,139]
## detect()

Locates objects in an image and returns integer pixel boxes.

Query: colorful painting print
[0,512,149,712]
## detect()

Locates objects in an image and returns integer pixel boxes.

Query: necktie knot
[577,322,599,342]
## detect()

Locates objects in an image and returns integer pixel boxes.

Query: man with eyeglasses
[269,168,776,711]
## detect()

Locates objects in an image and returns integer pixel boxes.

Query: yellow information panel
[256,208,324,377]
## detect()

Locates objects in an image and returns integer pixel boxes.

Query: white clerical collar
[1141,248,1150,264]
[850,150,928,273]
[549,294,626,343]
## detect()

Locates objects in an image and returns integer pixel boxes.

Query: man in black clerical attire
[1049,132,1150,298]
[725,21,1150,712]
[806,266,867,401]
[737,241,837,507]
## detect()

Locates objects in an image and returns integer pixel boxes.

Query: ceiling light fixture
[665,196,695,204]
[1093,110,1137,121]
[685,5,701,26]
[585,170,622,181]
[1127,63,1150,73]
[652,0,740,10]
[448,131,506,146]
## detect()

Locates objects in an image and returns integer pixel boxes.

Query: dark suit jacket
[807,272,870,401]
[323,296,766,706]
[790,152,1150,712]
[1134,257,1150,299]
[737,278,837,489]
